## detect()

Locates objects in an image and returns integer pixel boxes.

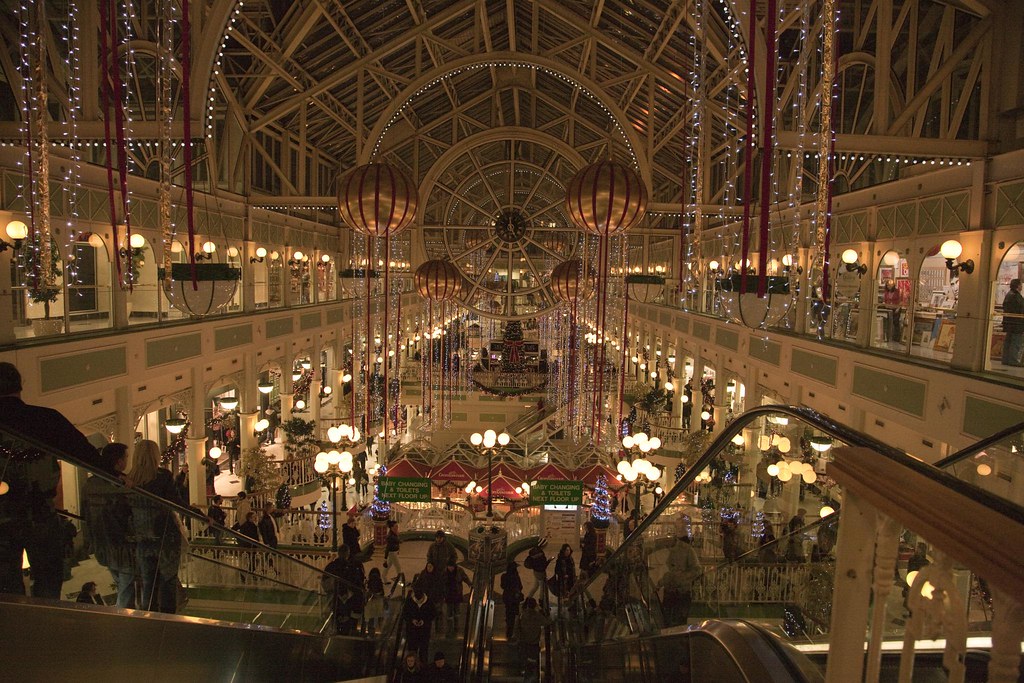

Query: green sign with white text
[530,480,584,506]
[377,476,432,503]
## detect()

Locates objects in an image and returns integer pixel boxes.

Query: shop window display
[870,250,911,354]
[909,244,959,362]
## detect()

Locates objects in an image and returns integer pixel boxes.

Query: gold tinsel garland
[33,0,52,288]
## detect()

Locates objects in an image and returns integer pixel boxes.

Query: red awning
[430,459,480,486]
[527,463,572,481]
[383,458,430,479]
[574,464,625,489]
[483,473,526,500]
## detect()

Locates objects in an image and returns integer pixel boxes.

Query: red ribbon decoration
[98,0,121,289]
[108,0,133,292]
[739,0,758,295]
[181,0,197,289]
[757,0,778,298]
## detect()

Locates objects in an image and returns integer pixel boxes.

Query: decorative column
[333,369,346,420]
[239,410,258,451]
[309,378,322,437]
[989,590,1024,683]
[242,237,257,312]
[279,367,293,420]
[0,247,13,345]
[864,517,902,682]
[114,385,135,446]
[111,275,129,328]
[824,489,878,683]
[186,436,208,507]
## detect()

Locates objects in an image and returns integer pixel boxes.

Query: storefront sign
[377,476,432,503]
[530,480,584,506]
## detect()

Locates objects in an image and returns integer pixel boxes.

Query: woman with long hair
[127,439,187,613]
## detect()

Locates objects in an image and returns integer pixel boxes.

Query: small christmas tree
[239,445,283,494]
[370,465,391,520]
[283,417,319,459]
[317,499,332,541]
[591,474,611,528]
[275,482,291,509]
[501,320,526,372]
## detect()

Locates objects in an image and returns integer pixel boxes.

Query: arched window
[909,243,959,363]
[870,249,911,354]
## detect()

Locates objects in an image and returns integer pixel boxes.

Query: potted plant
[25,241,64,336]
[29,285,63,336]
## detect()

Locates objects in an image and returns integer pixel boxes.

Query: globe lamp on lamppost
[314,449,354,551]
[470,429,510,518]
[618,432,663,519]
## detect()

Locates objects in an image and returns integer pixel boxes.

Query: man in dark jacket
[258,501,279,548]
[323,546,365,633]
[427,651,457,682]
[1002,278,1024,366]
[426,530,456,570]
[0,362,110,599]
[404,588,436,663]
[516,597,551,680]
[342,513,362,558]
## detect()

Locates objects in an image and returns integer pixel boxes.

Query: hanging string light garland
[338,162,419,452]
[565,160,647,446]
[815,0,840,304]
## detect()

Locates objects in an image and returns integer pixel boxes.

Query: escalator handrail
[460,560,494,682]
[0,423,369,598]
[934,420,1024,469]
[570,404,908,601]
[575,404,1024,604]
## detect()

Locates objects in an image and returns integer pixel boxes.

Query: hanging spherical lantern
[565,160,648,236]
[414,259,463,301]
[550,259,596,303]
[337,162,418,238]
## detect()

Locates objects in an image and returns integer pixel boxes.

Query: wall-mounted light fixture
[1,220,28,252]
[119,232,147,258]
[841,249,868,276]
[250,246,267,263]
[940,239,974,275]
[195,241,217,261]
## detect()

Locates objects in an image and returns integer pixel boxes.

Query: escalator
[0,423,404,682]
[563,406,1023,682]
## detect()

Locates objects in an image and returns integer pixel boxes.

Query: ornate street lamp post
[470,429,510,518]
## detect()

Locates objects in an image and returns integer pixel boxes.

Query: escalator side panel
[0,595,376,682]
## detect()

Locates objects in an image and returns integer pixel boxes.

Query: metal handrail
[934,420,1024,469]
[570,405,909,602]
[0,423,367,598]
[591,405,1024,608]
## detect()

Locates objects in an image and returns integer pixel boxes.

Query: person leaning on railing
[0,362,114,600]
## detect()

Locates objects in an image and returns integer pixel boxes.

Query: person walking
[82,442,135,608]
[383,520,405,593]
[443,558,471,637]
[1002,278,1024,366]
[501,560,524,639]
[258,501,280,549]
[234,491,251,529]
[427,529,456,570]
[207,495,227,544]
[403,588,436,664]
[516,597,551,682]
[364,567,386,636]
[413,561,445,622]
[236,511,260,577]
[523,542,551,601]
[127,439,188,614]
[659,534,701,627]
[342,512,362,558]
[579,522,598,576]
[553,543,576,599]
[0,363,111,599]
